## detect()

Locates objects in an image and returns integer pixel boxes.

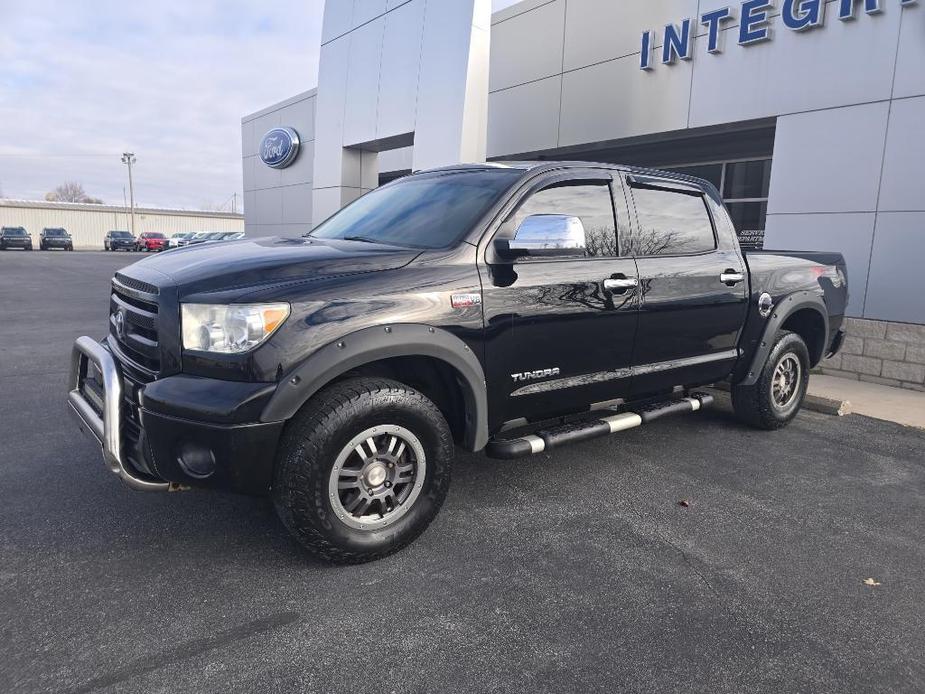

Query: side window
[627,184,716,256]
[511,180,618,258]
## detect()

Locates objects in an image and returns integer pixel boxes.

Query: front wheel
[273,377,453,564]
[732,330,810,430]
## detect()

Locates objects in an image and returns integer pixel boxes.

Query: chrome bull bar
[67,336,169,491]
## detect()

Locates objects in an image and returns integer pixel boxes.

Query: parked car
[168,232,194,248]
[39,228,74,251]
[136,232,168,252]
[0,227,33,250]
[104,230,135,252]
[68,162,848,564]
[218,231,245,241]
[187,231,222,246]
[184,231,215,246]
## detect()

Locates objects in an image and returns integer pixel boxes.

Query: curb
[706,383,852,418]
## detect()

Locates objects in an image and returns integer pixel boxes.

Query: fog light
[176,441,216,479]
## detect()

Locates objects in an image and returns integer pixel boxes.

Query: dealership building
[242,0,925,388]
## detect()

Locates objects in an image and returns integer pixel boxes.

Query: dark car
[40,228,74,251]
[0,227,33,250]
[68,161,848,564]
[136,232,168,252]
[104,230,135,252]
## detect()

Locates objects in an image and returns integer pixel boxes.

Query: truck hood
[127,236,421,297]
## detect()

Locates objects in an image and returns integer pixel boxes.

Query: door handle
[603,277,639,291]
[720,270,745,286]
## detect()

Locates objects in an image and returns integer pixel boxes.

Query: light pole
[121,152,136,236]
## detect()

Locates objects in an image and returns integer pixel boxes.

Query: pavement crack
[70,611,301,693]
[640,511,760,678]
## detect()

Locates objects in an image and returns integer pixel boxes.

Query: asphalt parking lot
[1,250,924,694]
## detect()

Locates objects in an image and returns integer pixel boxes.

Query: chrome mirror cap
[499,214,587,258]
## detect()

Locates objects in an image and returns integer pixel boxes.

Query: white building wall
[0,201,243,250]
[311,0,490,225]
[242,89,317,238]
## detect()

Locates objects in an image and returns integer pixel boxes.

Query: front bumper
[68,337,283,494]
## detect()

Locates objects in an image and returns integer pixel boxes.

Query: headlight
[181,303,290,354]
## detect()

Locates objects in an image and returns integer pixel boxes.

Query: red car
[136,232,168,252]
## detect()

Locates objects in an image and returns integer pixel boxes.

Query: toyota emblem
[114,309,126,339]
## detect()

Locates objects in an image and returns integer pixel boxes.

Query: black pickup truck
[68,162,847,563]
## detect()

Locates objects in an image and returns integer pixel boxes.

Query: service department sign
[259,127,301,169]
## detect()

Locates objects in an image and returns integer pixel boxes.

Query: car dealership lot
[1,251,924,694]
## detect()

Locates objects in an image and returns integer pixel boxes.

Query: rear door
[481,170,640,428]
[624,174,748,395]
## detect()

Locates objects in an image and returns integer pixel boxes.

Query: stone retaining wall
[819,318,925,391]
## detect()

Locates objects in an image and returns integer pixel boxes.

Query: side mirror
[495,214,587,259]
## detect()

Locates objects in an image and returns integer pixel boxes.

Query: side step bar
[485,392,714,460]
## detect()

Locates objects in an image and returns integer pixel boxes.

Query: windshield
[4,228,27,236]
[172,232,189,238]
[111,231,132,239]
[147,233,166,239]
[310,169,523,249]
[45,229,67,237]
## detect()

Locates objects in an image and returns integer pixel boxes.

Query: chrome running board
[485,392,714,460]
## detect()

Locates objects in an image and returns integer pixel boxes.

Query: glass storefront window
[723,159,772,200]
[726,201,767,232]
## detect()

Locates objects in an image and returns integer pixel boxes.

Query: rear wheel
[732,330,810,430]
[273,377,453,564]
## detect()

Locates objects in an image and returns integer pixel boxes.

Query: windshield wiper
[341,235,380,244]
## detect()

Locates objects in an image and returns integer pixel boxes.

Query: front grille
[114,272,159,296]
[110,276,161,376]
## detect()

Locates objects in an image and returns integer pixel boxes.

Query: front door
[624,174,748,395]
[481,172,639,429]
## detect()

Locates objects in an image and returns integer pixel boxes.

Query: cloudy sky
[0,0,520,211]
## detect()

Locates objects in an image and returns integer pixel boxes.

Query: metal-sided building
[242,0,925,387]
[0,199,244,251]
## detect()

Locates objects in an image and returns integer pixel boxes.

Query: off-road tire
[273,377,453,564]
[732,330,810,430]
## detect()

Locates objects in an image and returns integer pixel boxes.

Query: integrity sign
[641,0,918,70]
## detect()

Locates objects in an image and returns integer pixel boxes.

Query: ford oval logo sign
[259,127,300,169]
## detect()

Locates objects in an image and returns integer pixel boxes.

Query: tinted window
[4,228,27,236]
[511,181,618,257]
[311,169,522,249]
[148,233,166,238]
[628,185,715,256]
[45,229,66,236]
[111,231,132,238]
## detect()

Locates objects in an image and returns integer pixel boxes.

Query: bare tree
[45,182,103,204]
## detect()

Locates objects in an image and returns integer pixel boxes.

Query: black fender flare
[738,291,829,386]
[260,324,489,451]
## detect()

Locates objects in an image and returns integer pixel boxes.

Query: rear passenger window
[511,180,618,257]
[627,184,716,256]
